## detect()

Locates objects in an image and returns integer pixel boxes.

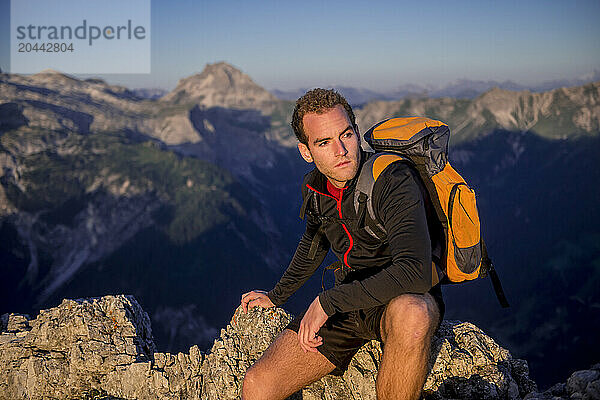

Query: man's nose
[333,139,348,156]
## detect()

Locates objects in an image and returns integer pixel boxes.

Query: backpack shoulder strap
[298,188,325,260]
[480,239,510,308]
[354,152,408,239]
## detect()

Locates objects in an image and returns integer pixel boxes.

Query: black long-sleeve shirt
[268,153,440,316]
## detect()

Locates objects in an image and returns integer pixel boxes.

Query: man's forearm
[318,253,431,315]
[267,230,329,306]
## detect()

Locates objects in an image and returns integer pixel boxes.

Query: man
[240,89,444,400]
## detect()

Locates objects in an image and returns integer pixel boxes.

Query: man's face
[298,105,361,189]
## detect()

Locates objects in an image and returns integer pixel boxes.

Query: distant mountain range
[126,68,600,105]
[1,62,598,388]
[356,82,600,144]
[272,70,600,104]
[130,87,169,100]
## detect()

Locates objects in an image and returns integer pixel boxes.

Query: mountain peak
[34,69,76,78]
[31,69,80,85]
[476,86,526,103]
[35,68,63,74]
[195,61,255,90]
[162,62,277,110]
[202,61,243,77]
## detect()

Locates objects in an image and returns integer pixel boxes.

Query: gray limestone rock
[568,370,600,395]
[0,295,155,400]
[302,321,536,400]
[200,306,294,400]
[0,313,30,333]
[586,379,600,400]
[525,364,600,400]
[101,346,204,400]
[0,294,588,400]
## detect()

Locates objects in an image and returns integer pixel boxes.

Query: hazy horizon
[1,0,599,92]
[4,62,599,95]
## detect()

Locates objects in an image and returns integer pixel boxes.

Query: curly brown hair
[291,88,357,145]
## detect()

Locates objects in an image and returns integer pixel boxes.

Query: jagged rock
[0,313,30,333]
[587,379,600,400]
[0,295,545,400]
[567,370,600,395]
[0,295,155,400]
[0,295,205,400]
[200,306,294,399]
[302,321,536,400]
[524,364,600,400]
[101,345,204,400]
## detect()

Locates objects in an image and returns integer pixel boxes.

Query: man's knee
[380,293,439,342]
[242,362,271,399]
[242,363,259,396]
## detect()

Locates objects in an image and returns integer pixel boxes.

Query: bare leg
[376,293,440,400]
[242,328,336,400]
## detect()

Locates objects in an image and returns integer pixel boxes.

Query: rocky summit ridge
[1,294,597,400]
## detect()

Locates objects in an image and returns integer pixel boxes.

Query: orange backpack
[358,117,509,307]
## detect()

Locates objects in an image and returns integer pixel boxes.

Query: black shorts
[285,284,445,376]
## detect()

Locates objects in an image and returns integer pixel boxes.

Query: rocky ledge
[0,295,595,400]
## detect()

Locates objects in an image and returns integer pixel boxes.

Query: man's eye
[318,141,329,147]
[342,131,353,138]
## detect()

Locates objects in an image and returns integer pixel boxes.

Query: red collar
[326,180,345,200]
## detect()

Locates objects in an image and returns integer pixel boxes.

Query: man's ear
[298,142,313,163]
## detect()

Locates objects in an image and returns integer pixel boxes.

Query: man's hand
[298,296,328,353]
[241,290,275,313]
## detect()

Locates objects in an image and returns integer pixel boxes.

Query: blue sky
[1,0,599,91]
